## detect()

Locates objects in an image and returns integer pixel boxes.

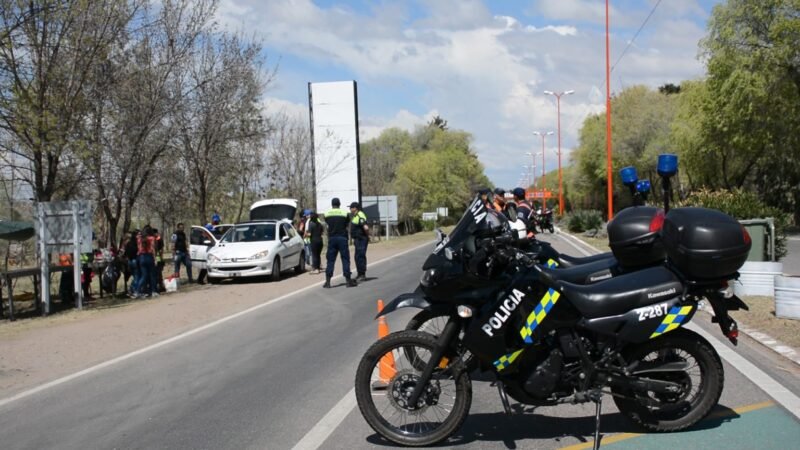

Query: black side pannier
[661,207,751,280]
[607,206,666,269]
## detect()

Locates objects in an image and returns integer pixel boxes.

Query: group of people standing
[121,226,165,299]
[479,187,539,233]
[296,198,370,289]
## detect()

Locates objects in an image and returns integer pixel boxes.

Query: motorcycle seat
[541,258,618,285]
[558,251,615,268]
[554,266,683,319]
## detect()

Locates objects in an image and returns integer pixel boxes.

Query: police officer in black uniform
[323,198,358,288]
[349,202,369,281]
[512,187,534,230]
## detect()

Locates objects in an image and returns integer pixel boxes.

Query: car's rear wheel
[270,257,281,282]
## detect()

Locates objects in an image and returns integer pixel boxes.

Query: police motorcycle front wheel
[355,330,472,447]
[404,310,478,373]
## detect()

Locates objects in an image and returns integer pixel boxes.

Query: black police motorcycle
[355,165,751,448]
[403,166,662,354]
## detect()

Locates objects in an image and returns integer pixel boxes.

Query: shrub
[566,210,603,233]
[679,189,790,260]
[421,219,437,232]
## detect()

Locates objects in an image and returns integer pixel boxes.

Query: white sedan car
[206,220,305,282]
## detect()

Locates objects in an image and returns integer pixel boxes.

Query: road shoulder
[0,234,432,399]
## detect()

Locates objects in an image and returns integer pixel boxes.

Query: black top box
[607,206,666,269]
[661,207,751,280]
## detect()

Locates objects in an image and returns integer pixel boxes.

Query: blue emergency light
[636,180,651,194]
[657,154,678,177]
[620,166,638,186]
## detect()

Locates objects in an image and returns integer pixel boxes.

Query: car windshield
[221,224,276,243]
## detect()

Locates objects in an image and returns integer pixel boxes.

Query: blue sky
[218,0,721,188]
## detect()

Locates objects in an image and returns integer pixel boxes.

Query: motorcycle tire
[405,310,478,373]
[548,224,554,233]
[355,330,472,447]
[612,328,724,432]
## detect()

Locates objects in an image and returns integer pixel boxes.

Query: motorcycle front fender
[376,293,434,319]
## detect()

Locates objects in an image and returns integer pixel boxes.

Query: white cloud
[261,97,308,122]
[218,0,713,186]
[529,0,641,27]
[358,109,438,141]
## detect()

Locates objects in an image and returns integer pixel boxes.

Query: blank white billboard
[309,81,361,212]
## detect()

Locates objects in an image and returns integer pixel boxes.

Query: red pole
[605,0,614,220]
[541,136,546,191]
[557,96,564,215]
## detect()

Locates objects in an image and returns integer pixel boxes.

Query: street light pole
[605,0,614,220]
[524,154,539,188]
[532,131,553,192]
[544,89,574,215]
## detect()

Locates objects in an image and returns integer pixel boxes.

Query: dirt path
[0,234,433,399]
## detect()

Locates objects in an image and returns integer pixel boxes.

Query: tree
[176,31,270,224]
[0,0,134,201]
[87,0,217,245]
[698,0,800,221]
[393,127,489,222]
[263,112,315,212]
[427,115,448,130]
[360,127,413,196]
[570,86,677,212]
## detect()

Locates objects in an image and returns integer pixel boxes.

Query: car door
[190,226,217,270]
[278,223,301,266]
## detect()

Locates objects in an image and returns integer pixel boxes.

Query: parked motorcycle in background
[537,205,555,233]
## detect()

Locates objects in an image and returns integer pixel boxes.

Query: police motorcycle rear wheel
[405,310,478,373]
[355,330,471,447]
[611,328,724,431]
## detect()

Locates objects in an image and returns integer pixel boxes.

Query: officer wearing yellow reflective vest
[322,198,358,288]
[349,202,369,282]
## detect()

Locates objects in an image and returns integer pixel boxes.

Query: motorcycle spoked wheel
[611,328,724,431]
[404,310,477,373]
[355,330,472,447]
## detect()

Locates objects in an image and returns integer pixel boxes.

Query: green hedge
[421,220,437,232]
[679,189,790,260]
[565,210,603,233]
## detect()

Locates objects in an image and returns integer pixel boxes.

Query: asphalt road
[1,234,799,449]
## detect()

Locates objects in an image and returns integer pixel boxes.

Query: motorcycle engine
[522,349,564,399]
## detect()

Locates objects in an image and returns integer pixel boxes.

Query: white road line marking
[291,388,356,450]
[0,241,433,410]
[687,323,800,421]
[553,230,594,257]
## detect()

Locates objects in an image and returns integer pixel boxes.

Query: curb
[559,229,800,368]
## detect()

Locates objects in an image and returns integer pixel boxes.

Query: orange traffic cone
[373,299,396,390]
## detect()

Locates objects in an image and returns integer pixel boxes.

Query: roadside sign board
[362,195,398,223]
[34,200,95,314]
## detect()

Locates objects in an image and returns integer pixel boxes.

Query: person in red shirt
[136,226,158,298]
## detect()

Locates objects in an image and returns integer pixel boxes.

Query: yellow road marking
[559,400,775,450]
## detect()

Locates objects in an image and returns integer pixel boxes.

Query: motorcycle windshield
[431,195,492,258]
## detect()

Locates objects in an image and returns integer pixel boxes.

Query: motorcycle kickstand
[591,391,603,450]
[493,381,514,415]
